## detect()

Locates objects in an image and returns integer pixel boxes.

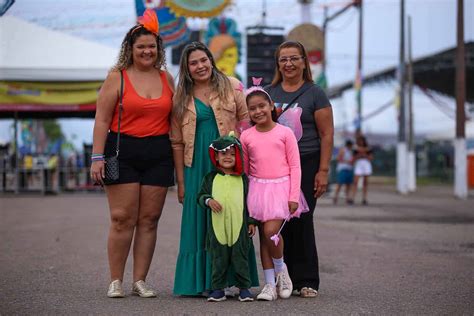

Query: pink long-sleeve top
[240,123,301,202]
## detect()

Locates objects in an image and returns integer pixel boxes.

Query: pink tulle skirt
[247,175,309,222]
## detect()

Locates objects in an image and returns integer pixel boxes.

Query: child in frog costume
[197,133,258,302]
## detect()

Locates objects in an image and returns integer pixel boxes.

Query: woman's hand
[177,183,185,204]
[90,160,105,186]
[314,170,328,198]
[248,224,256,237]
[208,199,223,213]
[288,201,299,214]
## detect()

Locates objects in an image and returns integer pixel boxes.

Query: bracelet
[91,154,104,162]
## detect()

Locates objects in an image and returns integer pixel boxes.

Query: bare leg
[362,176,369,202]
[133,185,168,282]
[105,183,140,281]
[333,184,341,204]
[344,184,352,203]
[259,224,272,270]
[351,175,360,202]
[259,220,284,270]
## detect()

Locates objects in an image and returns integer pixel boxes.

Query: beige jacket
[170,77,248,167]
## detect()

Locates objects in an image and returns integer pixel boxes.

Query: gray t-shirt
[265,82,331,155]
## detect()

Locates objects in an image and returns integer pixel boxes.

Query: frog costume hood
[208,131,244,175]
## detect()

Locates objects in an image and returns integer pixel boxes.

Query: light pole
[454,0,467,198]
[397,0,408,194]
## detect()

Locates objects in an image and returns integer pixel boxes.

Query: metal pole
[356,0,363,135]
[407,15,416,192]
[454,0,467,198]
[322,6,328,76]
[14,112,19,194]
[396,0,408,194]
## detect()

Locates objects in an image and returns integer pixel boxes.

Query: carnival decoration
[135,0,190,47]
[206,17,241,79]
[166,0,231,18]
[287,23,327,89]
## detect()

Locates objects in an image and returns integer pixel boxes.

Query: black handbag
[104,71,124,184]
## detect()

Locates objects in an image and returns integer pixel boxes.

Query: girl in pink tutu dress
[240,86,308,301]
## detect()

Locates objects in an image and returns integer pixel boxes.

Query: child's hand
[288,201,298,214]
[208,199,223,213]
[248,224,256,237]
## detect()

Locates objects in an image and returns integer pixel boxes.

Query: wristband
[91,154,104,162]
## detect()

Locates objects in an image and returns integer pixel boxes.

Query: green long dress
[173,98,259,295]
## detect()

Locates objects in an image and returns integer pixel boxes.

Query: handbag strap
[279,83,313,116]
[115,71,124,157]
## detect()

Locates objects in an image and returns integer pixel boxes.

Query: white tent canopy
[0,16,119,81]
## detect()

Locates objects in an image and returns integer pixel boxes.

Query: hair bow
[252,77,263,86]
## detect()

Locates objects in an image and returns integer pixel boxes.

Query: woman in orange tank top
[90,9,174,298]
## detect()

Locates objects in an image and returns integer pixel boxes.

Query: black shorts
[104,132,174,187]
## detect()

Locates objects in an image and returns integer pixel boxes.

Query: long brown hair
[271,40,313,86]
[173,42,233,120]
[111,25,166,72]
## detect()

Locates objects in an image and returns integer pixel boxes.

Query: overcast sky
[1,0,473,147]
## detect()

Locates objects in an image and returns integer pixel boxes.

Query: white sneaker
[276,264,293,299]
[224,287,235,298]
[132,280,157,298]
[256,284,277,301]
[107,279,125,298]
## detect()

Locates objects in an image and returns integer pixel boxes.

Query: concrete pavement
[1,184,473,315]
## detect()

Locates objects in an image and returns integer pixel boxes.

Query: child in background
[333,140,354,204]
[197,133,258,302]
[240,87,307,301]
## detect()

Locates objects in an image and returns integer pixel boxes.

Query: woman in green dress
[170,42,259,296]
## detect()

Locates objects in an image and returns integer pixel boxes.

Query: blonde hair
[111,26,166,72]
[271,41,313,86]
[173,42,233,120]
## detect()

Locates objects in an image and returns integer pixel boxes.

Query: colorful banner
[135,0,190,48]
[0,81,102,105]
[166,0,230,18]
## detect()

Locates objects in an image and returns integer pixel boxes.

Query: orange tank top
[109,70,173,137]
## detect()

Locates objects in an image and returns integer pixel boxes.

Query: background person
[90,10,175,298]
[351,135,373,205]
[265,40,334,298]
[333,140,354,204]
[170,41,259,296]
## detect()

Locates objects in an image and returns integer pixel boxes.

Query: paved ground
[1,183,473,315]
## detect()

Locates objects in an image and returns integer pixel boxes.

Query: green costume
[197,134,259,290]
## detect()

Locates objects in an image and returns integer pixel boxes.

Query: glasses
[278,56,304,64]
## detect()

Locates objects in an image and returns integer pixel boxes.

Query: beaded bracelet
[91,154,104,162]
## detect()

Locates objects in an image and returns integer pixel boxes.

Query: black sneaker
[207,289,226,302]
[238,289,254,302]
